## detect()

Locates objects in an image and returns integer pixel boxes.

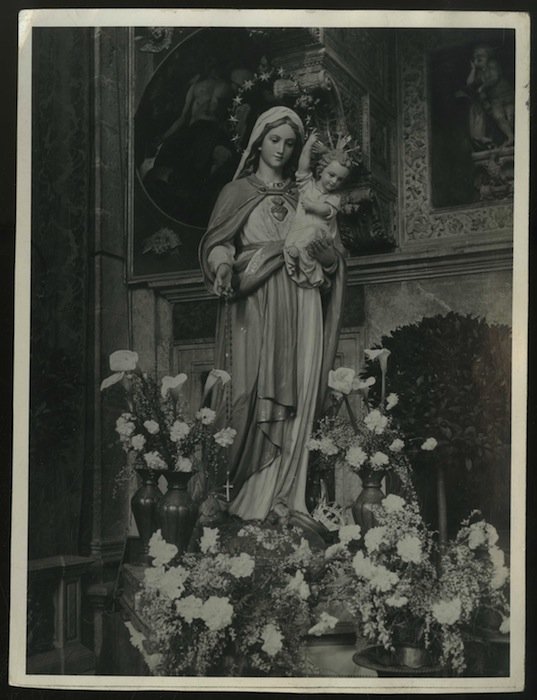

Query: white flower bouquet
[319,495,510,675]
[307,351,438,522]
[128,524,319,676]
[100,351,235,497]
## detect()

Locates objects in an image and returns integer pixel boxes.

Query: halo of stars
[227,64,321,152]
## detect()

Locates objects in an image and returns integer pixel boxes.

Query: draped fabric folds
[199,174,345,521]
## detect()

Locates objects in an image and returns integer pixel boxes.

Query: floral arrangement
[100,350,235,497]
[319,495,510,675]
[361,314,512,532]
[127,524,325,676]
[307,355,437,499]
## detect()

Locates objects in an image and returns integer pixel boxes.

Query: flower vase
[394,644,430,669]
[157,471,198,555]
[131,468,162,565]
[351,468,385,533]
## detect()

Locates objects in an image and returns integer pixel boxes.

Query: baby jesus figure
[284,129,353,288]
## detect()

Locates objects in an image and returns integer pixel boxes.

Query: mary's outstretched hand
[214,262,233,298]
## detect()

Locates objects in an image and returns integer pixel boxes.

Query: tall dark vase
[131,468,162,565]
[157,471,198,555]
[351,468,386,533]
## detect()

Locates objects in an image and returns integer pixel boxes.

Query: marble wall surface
[363,270,512,346]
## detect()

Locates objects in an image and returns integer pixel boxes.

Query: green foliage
[362,312,511,465]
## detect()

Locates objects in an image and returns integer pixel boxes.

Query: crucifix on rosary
[222,298,234,504]
[223,472,234,502]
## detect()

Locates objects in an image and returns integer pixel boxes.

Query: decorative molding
[346,244,512,286]
[90,537,126,563]
[323,29,397,109]
[399,34,513,244]
[152,242,512,304]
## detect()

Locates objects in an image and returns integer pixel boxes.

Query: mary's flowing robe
[199,174,345,520]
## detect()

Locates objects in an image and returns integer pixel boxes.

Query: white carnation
[389,438,405,453]
[143,420,160,435]
[491,565,509,590]
[175,595,204,624]
[338,524,362,545]
[228,553,255,578]
[364,409,389,434]
[489,545,505,568]
[144,565,165,589]
[370,451,389,467]
[260,623,284,657]
[345,445,367,469]
[200,596,234,631]
[130,433,146,451]
[170,420,191,442]
[319,437,338,456]
[485,523,499,546]
[352,550,375,579]
[148,529,178,566]
[468,522,487,550]
[432,597,462,625]
[214,427,237,447]
[116,417,136,438]
[364,526,387,552]
[196,407,216,425]
[143,451,167,470]
[382,494,405,513]
[159,565,189,600]
[396,535,422,563]
[286,570,310,600]
[307,438,321,451]
[200,527,219,554]
[369,564,399,592]
[308,612,338,636]
[176,456,193,472]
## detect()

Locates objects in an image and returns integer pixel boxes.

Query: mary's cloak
[199,174,346,494]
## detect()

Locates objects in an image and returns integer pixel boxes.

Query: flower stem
[437,463,448,551]
[343,395,360,434]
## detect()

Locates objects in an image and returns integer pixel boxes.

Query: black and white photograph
[10,8,529,693]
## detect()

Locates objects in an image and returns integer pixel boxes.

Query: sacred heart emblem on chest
[270,196,288,222]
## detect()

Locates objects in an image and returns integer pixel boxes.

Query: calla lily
[421,437,438,451]
[328,367,356,395]
[203,369,231,398]
[101,350,139,392]
[161,373,188,398]
[364,347,391,373]
[110,350,139,372]
[100,372,125,391]
[386,392,399,410]
[351,376,376,391]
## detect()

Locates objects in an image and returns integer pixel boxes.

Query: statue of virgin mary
[199,106,346,521]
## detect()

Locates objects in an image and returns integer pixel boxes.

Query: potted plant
[361,313,511,542]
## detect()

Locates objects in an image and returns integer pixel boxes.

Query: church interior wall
[362,270,512,346]
[25,24,515,675]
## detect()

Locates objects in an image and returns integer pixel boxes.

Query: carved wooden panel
[399,31,513,245]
